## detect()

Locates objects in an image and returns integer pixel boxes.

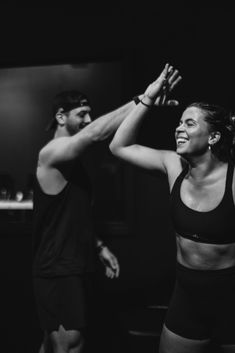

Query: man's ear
[55,108,65,126]
[208,131,221,146]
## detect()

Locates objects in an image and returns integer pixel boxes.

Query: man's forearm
[89,96,143,142]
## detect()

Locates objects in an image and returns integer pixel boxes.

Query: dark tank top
[170,161,235,244]
[32,160,96,277]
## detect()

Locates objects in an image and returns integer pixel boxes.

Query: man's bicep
[44,135,92,165]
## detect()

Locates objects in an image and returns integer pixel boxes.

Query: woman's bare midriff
[176,234,235,270]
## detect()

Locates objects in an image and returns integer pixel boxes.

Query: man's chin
[67,123,90,135]
[66,127,80,136]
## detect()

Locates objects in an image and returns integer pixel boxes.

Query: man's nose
[84,114,92,123]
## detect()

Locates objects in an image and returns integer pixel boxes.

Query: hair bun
[225,113,235,133]
[228,114,235,146]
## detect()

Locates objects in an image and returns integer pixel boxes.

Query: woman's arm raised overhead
[109,63,182,174]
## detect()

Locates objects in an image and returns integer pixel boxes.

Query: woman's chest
[180,178,226,212]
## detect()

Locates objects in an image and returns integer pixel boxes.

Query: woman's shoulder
[164,151,187,173]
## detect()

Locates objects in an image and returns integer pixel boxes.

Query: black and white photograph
[1,5,235,353]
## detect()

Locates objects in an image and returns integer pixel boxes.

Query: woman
[110,64,235,353]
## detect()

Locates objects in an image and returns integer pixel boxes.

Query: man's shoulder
[39,137,66,162]
[39,134,87,168]
[38,138,59,169]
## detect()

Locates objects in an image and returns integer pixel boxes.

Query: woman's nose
[175,123,184,132]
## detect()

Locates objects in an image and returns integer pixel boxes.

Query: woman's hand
[143,63,182,106]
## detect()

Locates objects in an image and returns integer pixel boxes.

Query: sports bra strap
[171,164,189,195]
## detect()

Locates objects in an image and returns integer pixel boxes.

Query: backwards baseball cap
[46,90,90,131]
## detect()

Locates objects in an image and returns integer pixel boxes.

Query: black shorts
[165,262,235,345]
[34,275,92,333]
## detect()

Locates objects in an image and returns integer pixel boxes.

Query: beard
[66,122,91,136]
[80,122,90,129]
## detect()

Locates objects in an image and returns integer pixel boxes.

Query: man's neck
[54,127,70,139]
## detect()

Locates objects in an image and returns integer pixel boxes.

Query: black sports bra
[170,162,235,244]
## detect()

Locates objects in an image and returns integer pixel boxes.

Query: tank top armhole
[170,164,189,196]
[35,177,70,197]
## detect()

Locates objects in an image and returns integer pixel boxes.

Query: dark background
[0,5,234,352]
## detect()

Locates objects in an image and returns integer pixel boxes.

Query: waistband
[176,261,235,276]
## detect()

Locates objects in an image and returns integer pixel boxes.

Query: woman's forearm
[109,95,153,152]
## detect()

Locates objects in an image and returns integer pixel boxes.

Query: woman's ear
[208,131,221,146]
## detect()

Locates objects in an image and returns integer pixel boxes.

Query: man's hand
[98,246,120,279]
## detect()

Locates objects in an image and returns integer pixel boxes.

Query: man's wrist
[133,95,141,105]
[133,94,154,107]
[133,94,145,105]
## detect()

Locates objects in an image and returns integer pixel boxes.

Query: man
[32,90,139,353]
